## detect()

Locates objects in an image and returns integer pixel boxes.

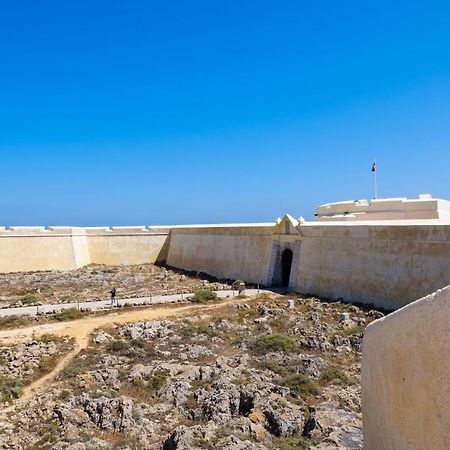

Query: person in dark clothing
[110,288,117,307]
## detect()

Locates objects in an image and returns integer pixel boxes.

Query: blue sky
[1,1,449,225]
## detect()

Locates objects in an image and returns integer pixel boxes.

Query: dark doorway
[281,248,293,287]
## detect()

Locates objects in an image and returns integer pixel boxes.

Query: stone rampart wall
[0,226,171,273]
[295,223,450,310]
[0,222,449,311]
[166,225,274,283]
[362,285,450,449]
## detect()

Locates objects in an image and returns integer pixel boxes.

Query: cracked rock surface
[0,293,380,449]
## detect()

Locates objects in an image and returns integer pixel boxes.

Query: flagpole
[373,159,377,199]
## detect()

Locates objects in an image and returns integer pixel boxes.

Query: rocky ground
[0,293,384,449]
[0,264,229,308]
[0,335,75,406]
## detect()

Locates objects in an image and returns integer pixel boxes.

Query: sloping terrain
[0,293,383,449]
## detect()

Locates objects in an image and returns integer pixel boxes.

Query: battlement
[0,226,173,237]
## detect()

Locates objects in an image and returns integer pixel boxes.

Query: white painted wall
[0,227,171,273]
[166,225,274,283]
[362,286,450,450]
[295,223,450,310]
[0,219,448,312]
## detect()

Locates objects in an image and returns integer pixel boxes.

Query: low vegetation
[251,334,296,354]
[0,377,23,405]
[53,307,83,322]
[0,314,31,329]
[142,369,169,392]
[60,365,87,380]
[17,294,37,305]
[182,323,219,338]
[279,373,320,399]
[320,366,357,386]
[187,288,217,304]
[278,436,319,450]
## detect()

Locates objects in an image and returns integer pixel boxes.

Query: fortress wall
[166,225,274,283]
[85,227,170,266]
[0,227,171,273]
[362,285,450,450]
[68,228,91,269]
[0,221,448,313]
[0,227,85,273]
[295,223,450,310]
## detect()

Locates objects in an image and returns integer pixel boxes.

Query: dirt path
[0,297,258,414]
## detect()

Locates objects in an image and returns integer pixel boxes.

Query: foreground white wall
[362,286,450,450]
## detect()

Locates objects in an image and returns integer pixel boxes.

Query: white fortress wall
[0,227,86,273]
[85,226,171,266]
[166,224,275,283]
[0,195,448,311]
[0,226,172,273]
[295,222,450,310]
[0,221,448,311]
[362,285,450,450]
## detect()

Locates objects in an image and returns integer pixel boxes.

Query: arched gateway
[281,248,293,286]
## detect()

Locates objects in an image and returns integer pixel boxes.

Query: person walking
[110,287,117,307]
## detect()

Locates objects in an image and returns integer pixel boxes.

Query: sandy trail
[0,297,255,414]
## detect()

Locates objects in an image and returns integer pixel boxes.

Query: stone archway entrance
[281,248,293,287]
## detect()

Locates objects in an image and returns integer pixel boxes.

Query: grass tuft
[251,334,296,354]
[0,377,23,404]
[18,294,38,305]
[53,307,83,322]
[0,315,31,329]
[320,367,357,386]
[187,288,217,304]
[279,373,319,399]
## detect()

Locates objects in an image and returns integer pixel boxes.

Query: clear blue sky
[1,1,449,226]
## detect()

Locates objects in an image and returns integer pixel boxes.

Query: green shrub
[106,339,129,353]
[0,378,23,404]
[143,369,169,391]
[280,373,319,399]
[185,393,199,410]
[251,334,296,354]
[237,308,259,323]
[258,360,289,376]
[232,280,244,289]
[38,356,57,374]
[37,333,60,344]
[18,294,37,305]
[182,323,218,338]
[188,289,217,304]
[0,315,31,329]
[279,436,318,450]
[320,367,356,386]
[60,365,87,380]
[53,307,82,322]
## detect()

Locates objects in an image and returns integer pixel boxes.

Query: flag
[371,162,376,172]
